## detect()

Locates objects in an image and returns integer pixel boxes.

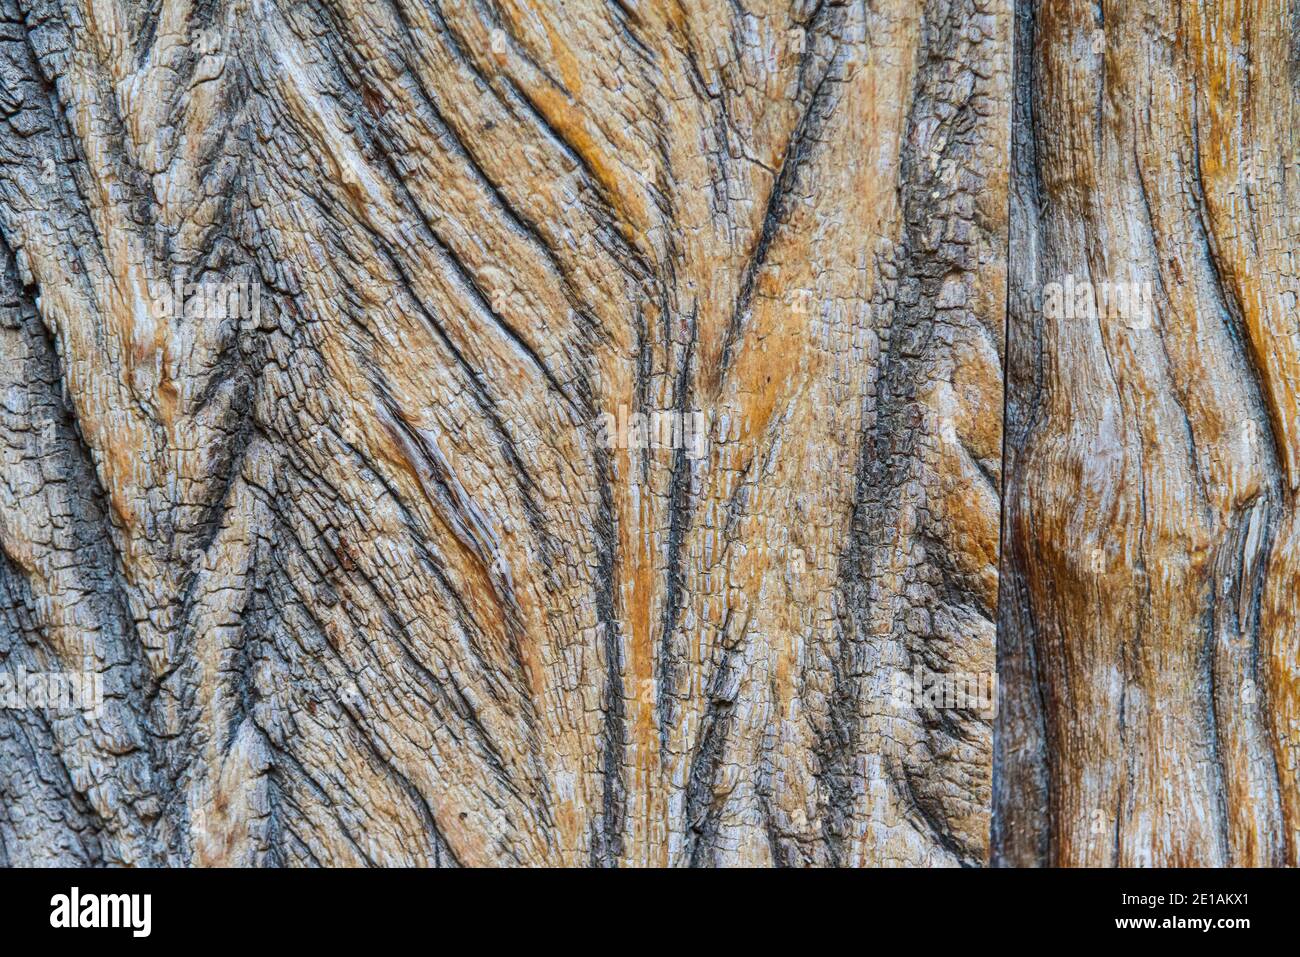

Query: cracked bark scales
[996,0,1300,867]
[0,0,1008,867]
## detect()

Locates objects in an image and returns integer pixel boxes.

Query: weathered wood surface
[0,0,1008,866]
[996,0,1300,866]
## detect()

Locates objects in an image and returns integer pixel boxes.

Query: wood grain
[0,0,1008,865]
[997,0,1300,867]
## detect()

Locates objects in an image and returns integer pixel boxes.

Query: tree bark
[996,0,1300,867]
[0,0,1008,866]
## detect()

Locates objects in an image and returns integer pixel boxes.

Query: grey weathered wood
[0,0,1007,866]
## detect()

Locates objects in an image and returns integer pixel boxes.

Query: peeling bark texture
[996,0,1300,866]
[0,0,1008,866]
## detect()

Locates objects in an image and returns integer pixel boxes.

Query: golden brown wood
[997,0,1300,867]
